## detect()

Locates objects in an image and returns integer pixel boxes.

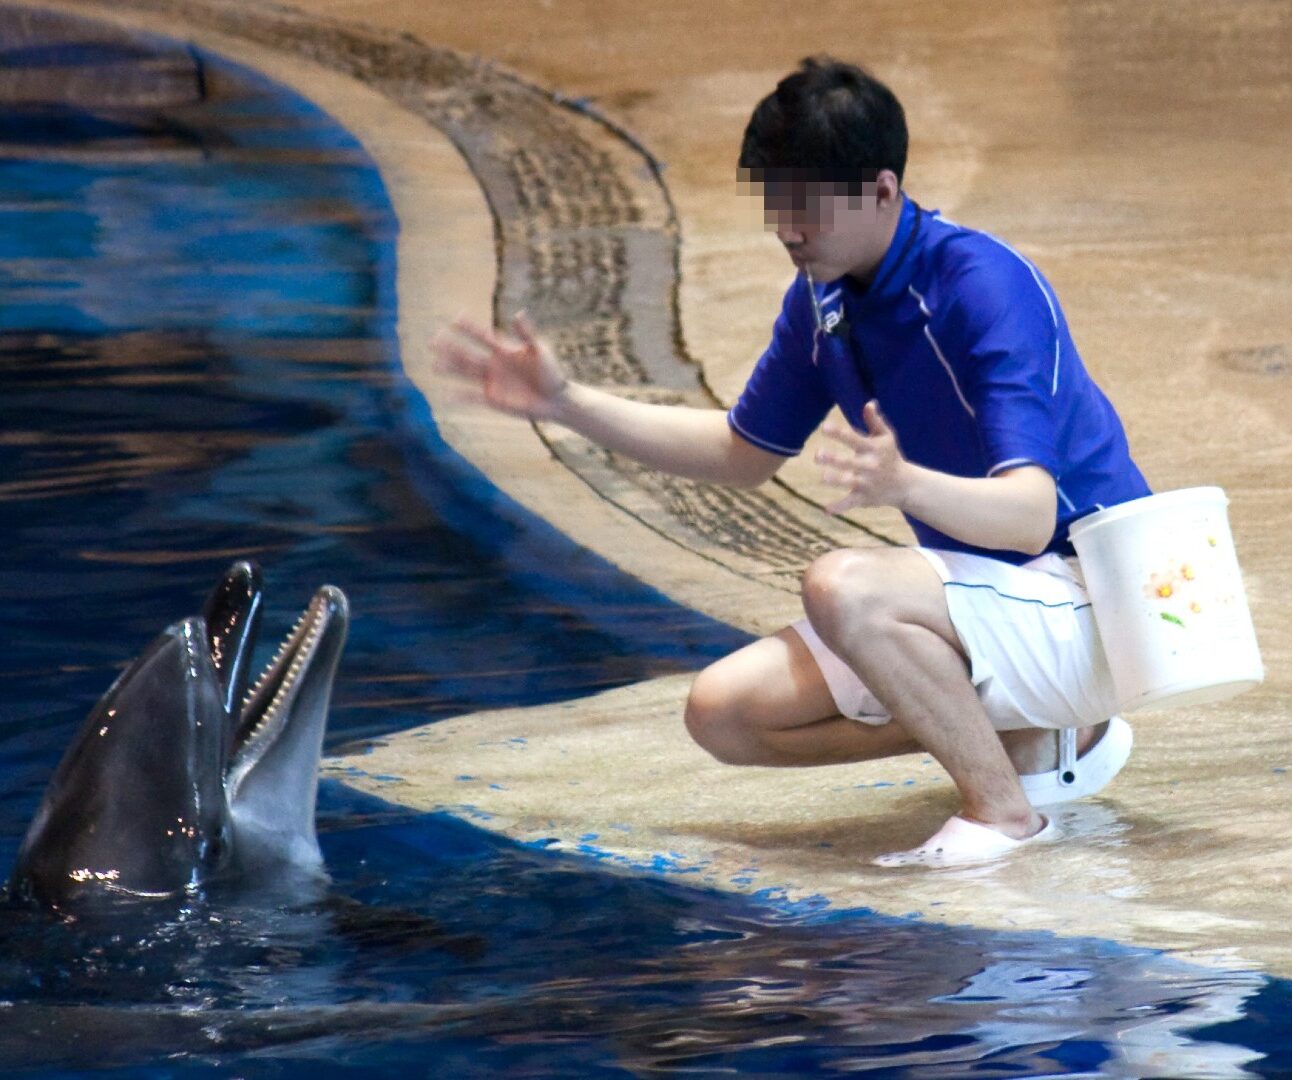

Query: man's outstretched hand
[432,312,569,421]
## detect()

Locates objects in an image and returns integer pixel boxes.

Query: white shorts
[792,548,1119,732]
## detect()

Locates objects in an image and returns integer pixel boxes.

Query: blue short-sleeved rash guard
[727,197,1151,564]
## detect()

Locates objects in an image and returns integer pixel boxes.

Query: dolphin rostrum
[7,562,348,907]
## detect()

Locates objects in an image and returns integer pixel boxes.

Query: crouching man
[435,57,1145,866]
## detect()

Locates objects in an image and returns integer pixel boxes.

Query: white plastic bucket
[1069,487,1263,712]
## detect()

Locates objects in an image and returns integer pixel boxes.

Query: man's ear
[876,169,902,207]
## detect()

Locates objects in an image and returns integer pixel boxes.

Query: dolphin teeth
[231,592,333,786]
[240,597,327,710]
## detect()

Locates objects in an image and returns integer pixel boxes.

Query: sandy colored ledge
[328,675,1292,973]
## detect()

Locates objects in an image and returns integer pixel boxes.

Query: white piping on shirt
[908,284,977,419]
[727,410,800,456]
[979,234,1062,396]
[930,213,1062,396]
[987,457,1037,476]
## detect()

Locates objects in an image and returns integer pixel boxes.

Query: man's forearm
[552,382,781,488]
[898,464,1058,555]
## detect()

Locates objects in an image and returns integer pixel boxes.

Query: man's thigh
[792,545,1117,732]
[905,549,1118,730]
[802,545,964,658]
[688,627,921,759]
[691,627,838,730]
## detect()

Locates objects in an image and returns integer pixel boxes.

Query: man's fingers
[511,310,540,350]
[450,316,509,354]
[442,383,490,410]
[819,467,858,491]
[813,447,863,472]
[819,422,869,452]
[432,334,488,379]
[814,403,900,516]
[862,399,890,436]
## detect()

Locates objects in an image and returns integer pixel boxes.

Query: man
[434,57,1147,867]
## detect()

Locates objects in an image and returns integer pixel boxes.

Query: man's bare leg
[685,617,1044,842]
[684,627,1102,776]
[684,546,1120,841]
[797,547,1042,840]
[684,627,923,768]
[790,547,1043,837]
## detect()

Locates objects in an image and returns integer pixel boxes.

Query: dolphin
[7,562,349,907]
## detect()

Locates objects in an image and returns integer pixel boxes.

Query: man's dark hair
[738,57,908,188]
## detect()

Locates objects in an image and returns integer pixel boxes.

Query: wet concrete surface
[12,0,1292,974]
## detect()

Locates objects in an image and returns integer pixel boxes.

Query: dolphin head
[8,563,348,907]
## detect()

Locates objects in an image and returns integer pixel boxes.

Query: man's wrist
[891,459,922,515]
[547,377,581,426]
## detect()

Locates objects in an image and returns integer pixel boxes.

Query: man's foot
[873,814,1055,868]
[1018,717,1133,807]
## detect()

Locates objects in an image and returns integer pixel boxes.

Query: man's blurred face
[755,178,896,285]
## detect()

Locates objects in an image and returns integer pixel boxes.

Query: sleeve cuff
[986,456,1052,477]
[979,427,1059,478]
[727,411,802,457]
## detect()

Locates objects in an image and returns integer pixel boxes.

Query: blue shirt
[728,197,1151,563]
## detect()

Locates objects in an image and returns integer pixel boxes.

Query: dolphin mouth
[225,584,347,799]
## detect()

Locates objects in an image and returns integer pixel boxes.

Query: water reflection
[0,14,749,767]
[0,794,1270,1076]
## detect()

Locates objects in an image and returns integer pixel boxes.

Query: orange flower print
[1145,571,1176,600]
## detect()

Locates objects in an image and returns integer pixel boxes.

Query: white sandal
[1019,716,1133,806]
[873,814,1056,868]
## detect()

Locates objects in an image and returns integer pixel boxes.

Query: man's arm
[552,382,785,488]
[434,313,785,489]
[894,463,1057,556]
[815,401,1058,555]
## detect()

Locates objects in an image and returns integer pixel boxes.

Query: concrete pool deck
[14,0,1292,974]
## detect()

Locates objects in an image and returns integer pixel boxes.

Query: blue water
[0,21,1287,1077]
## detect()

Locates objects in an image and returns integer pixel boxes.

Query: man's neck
[846,193,905,289]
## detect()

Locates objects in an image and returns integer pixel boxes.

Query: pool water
[0,16,1287,1077]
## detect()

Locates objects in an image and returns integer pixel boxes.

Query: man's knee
[683,667,760,766]
[801,548,895,644]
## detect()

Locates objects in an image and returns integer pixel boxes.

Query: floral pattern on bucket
[1142,537,1237,629]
